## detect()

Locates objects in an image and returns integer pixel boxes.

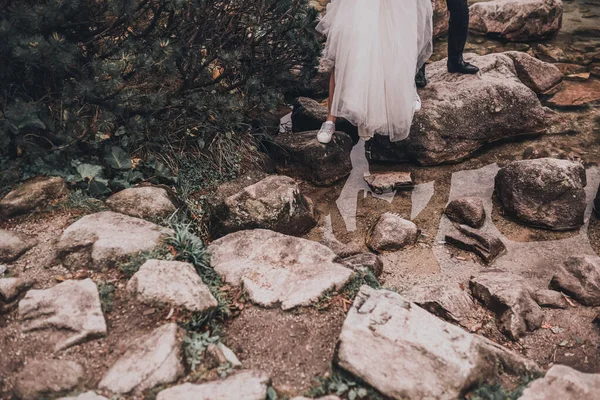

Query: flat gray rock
[99,323,185,394]
[56,211,172,270]
[533,289,568,309]
[364,172,414,194]
[445,224,506,264]
[13,359,84,400]
[469,0,563,41]
[403,284,478,327]
[156,370,270,400]
[0,277,34,303]
[551,256,600,306]
[520,364,600,400]
[0,229,37,263]
[505,51,563,94]
[444,197,486,229]
[342,253,384,277]
[18,279,107,351]
[495,158,587,231]
[470,270,543,339]
[212,175,316,236]
[57,392,109,400]
[106,186,176,220]
[127,259,218,312]
[0,176,67,219]
[336,286,540,400]
[366,213,419,253]
[209,229,353,310]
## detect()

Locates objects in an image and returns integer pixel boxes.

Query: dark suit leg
[446,0,469,64]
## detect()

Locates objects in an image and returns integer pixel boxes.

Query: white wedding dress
[317,0,433,141]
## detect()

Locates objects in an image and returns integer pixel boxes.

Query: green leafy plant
[98,282,116,313]
[118,248,172,278]
[307,370,383,400]
[184,331,220,372]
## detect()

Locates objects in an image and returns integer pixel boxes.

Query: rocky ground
[2,0,600,399]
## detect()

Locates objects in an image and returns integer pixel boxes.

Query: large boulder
[550,256,600,306]
[269,131,353,186]
[335,286,540,400]
[156,370,270,400]
[469,0,563,41]
[366,53,552,165]
[99,323,185,394]
[56,211,172,270]
[105,186,176,220]
[211,175,317,237]
[208,229,354,310]
[0,176,67,219]
[520,365,600,400]
[18,279,107,351]
[494,158,587,230]
[366,213,419,253]
[0,229,37,263]
[470,270,543,339]
[13,359,85,400]
[127,260,218,312]
[403,284,478,327]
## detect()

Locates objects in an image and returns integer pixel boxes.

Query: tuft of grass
[167,223,231,331]
[63,189,108,213]
[118,247,172,278]
[316,270,381,309]
[307,370,384,400]
[98,282,116,313]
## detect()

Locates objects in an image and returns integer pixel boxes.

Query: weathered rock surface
[364,172,414,194]
[99,323,185,394]
[504,51,563,94]
[105,186,176,220]
[548,79,600,108]
[520,364,600,400]
[366,53,551,165]
[18,279,107,351]
[13,359,84,400]
[156,370,270,400]
[342,253,384,277]
[56,211,172,270]
[551,256,600,306]
[290,97,358,141]
[0,176,67,219]
[432,0,450,37]
[403,284,478,327]
[205,343,243,369]
[469,0,563,41]
[445,224,506,264]
[209,229,353,310]
[533,289,568,309]
[0,229,37,263]
[57,392,109,400]
[336,286,540,400]
[127,260,218,312]
[211,175,316,236]
[270,131,353,186]
[0,277,34,313]
[444,197,486,228]
[366,213,419,253]
[494,158,587,230]
[470,270,543,339]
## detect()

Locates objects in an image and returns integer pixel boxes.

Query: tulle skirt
[317,0,433,141]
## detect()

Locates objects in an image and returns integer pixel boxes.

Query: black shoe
[415,64,427,88]
[447,60,479,74]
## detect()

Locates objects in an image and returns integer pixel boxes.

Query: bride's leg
[326,69,337,123]
[318,68,337,144]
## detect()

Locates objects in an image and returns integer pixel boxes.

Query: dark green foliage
[465,376,537,400]
[0,0,321,187]
[98,282,116,313]
[118,247,171,278]
[183,331,220,371]
[307,370,385,400]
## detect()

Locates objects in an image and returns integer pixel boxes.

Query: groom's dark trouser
[446,0,469,64]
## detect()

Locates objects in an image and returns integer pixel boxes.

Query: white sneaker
[414,93,422,112]
[317,121,335,144]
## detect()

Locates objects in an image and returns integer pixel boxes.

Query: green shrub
[1,0,321,189]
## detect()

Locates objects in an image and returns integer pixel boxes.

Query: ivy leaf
[76,164,104,182]
[88,177,110,197]
[154,160,173,179]
[105,146,132,170]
